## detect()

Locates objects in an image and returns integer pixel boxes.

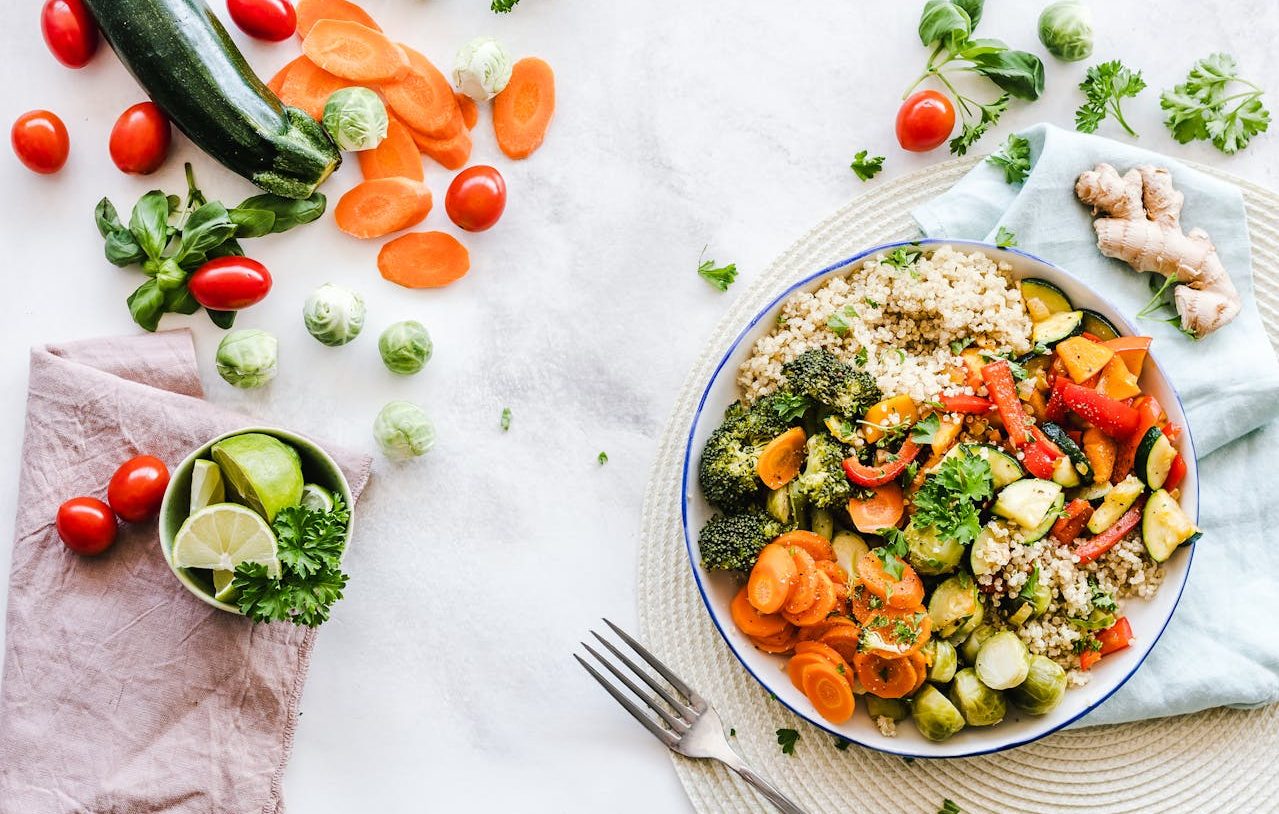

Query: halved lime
[190,459,226,514]
[172,503,279,576]
[299,483,334,513]
[212,569,238,602]
[210,433,303,522]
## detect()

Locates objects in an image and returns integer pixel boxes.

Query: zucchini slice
[1022,492,1065,542]
[1039,422,1092,481]
[1031,310,1085,347]
[1050,455,1082,489]
[1087,474,1145,534]
[943,443,1024,489]
[1020,279,1073,315]
[993,479,1063,530]
[1142,489,1199,562]
[1080,309,1122,342]
[1134,426,1178,489]
[1074,479,1112,502]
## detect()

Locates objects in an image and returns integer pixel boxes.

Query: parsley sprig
[697,247,738,292]
[776,727,800,755]
[994,226,1018,248]
[1161,53,1270,154]
[850,150,885,181]
[988,133,1031,184]
[1076,60,1146,137]
[912,451,993,546]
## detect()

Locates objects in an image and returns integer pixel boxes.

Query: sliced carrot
[786,652,831,691]
[907,651,929,693]
[277,57,351,121]
[860,605,931,658]
[801,661,856,724]
[782,548,818,616]
[847,480,904,533]
[455,93,478,129]
[783,571,837,627]
[853,651,918,700]
[855,551,924,609]
[756,427,807,490]
[266,56,306,96]
[334,177,432,239]
[302,20,409,83]
[295,0,381,38]
[749,625,799,654]
[772,530,834,562]
[410,124,473,170]
[730,586,788,639]
[816,560,847,586]
[819,624,861,663]
[383,45,462,138]
[378,231,470,289]
[356,118,424,182]
[797,615,857,642]
[747,543,797,614]
[493,57,555,159]
[849,583,882,624]
[792,640,856,690]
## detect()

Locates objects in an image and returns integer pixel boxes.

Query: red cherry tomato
[227,0,297,41]
[41,0,99,69]
[896,90,956,152]
[188,257,273,310]
[56,497,117,555]
[445,165,507,232]
[109,102,171,175]
[11,110,70,174]
[107,455,171,523]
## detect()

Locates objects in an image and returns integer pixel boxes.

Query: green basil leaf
[154,257,188,292]
[235,191,327,234]
[972,50,1045,100]
[129,191,172,260]
[208,239,246,260]
[954,0,983,28]
[177,201,236,262]
[228,207,276,239]
[207,308,236,329]
[918,0,970,48]
[94,198,124,238]
[955,37,1006,59]
[104,230,146,267]
[164,285,201,315]
[127,280,166,332]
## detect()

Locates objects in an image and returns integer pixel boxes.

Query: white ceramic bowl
[680,239,1199,758]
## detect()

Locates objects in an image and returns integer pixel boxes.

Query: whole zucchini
[84,0,340,198]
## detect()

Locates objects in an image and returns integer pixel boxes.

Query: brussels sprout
[959,623,997,665]
[905,520,964,576]
[810,507,835,541]
[304,284,366,347]
[832,530,870,580]
[1009,654,1068,715]
[924,639,958,683]
[975,630,1031,690]
[948,595,986,644]
[948,668,1007,726]
[452,36,513,101]
[929,573,979,637]
[322,87,388,151]
[1038,0,1094,62]
[910,684,966,742]
[373,400,436,460]
[215,329,278,389]
[864,695,909,722]
[378,320,433,375]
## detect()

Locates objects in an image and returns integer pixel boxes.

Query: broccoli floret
[781,348,881,418]
[698,396,794,511]
[792,433,853,510]
[698,509,789,571]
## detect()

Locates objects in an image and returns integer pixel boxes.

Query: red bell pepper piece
[939,394,993,414]
[1021,427,1062,480]
[1098,616,1134,656]
[1044,377,1068,424]
[1078,648,1102,670]
[981,360,1032,448]
[1074,497,1146,564]
[1050,498,1095,544]
[1113,396,1163,482]
[842,439,922,488]
[1162,422,1183,443]
[1057,380,1140,439]
[1164,454,1187,491]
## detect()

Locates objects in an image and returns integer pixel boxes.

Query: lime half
[212,569,238,602]
[172,503,279,576]
[190,459,226,514]
[210,433,303,522]
[299,483,335,513]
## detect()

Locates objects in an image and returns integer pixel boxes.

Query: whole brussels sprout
[975,630,1031,690]
[1009,654,1068,715]
[452,37,513,102]
[948,668,1007,726]
[215,329,278,389]
[322,87,388,151]
[304,284,366,347]
[925,639,958,684]
[378,321,433,375]
[373,400,436,460]
[905,520,964,576]
[1038,0,1094,62]
[910,684,966,742]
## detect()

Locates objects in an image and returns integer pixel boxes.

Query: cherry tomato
[107,455,171,523]
[895,90,956,152]
[109,102,171,175]
[41,0,99,69]
[188,257,273,310]
[11,110,69,174]
[56,497,117,555]
[445,166,506,232]
[227,0,297,41]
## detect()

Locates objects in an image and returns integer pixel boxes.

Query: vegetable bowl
[681,239,1199,758]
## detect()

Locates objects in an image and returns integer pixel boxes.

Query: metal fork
[576,619,807,814]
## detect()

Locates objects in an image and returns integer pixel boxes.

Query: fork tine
[591,631,698,721]
[602,618,705,709]
[575,654,678,748]
[582,643,690,733]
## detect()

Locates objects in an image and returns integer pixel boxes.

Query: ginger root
[1075,163,1240,337]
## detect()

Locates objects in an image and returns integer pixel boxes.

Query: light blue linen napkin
[913,123,1279,726]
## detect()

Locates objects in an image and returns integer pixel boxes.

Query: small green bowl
[158,426,355,614]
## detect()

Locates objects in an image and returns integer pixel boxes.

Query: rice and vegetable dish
[696,245,1199,741]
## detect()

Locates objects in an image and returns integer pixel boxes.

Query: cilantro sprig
[850,150,886,181]
[994,226,1018,248]
[697,247,738,292]
[1161,53,1270,154]
[1076,60,1146,137]
[776,728,800,755]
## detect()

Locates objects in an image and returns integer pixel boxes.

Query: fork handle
[726,763,807,814]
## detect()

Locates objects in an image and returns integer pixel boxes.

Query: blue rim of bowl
[679,238,1199,759]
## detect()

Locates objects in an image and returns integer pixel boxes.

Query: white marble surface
[2,0,1278,810]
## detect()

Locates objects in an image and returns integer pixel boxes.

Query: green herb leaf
[491,0,520,11]
[177,201,237,265]
[912,450,992,546]
[1160,53,1270,154]
[1077,60,1146,136]
[953,0,982,27]
[234,192,328,233]
[127,280,166,332]
[987,133,1031,184]
[697,248,739,292]
[501,407,513,432]
[949,94,1009,156]
[882,246,922,269]
[850,150,885,181]
[827,304,860,336]
[833,736,852,751]
[911,413,942,444]
[598,451,609,465]
[228,207,276,239]
[939,800,963,814]
[949,337,973,355]
[1019,565,1041,600]
[129,191,172,261]
[971,50,1045,101]
[206,309,236,329]
[995,225,1018,247]
[918,0,971,48]
[771,392,813,422]
[853,347,869,367]
[776,727,800,755]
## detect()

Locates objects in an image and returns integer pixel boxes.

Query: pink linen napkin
[0,330,371,814]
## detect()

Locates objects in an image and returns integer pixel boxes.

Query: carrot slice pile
[378,231,470,288]
[747,543,797,614]
[455,93,478,129]
[303,20,409,83]
[295,0,382,38]
[493,57,555,159]
[357,118,424,181]
[730,586,788,639]
[277,57,351,120]
[383,45,462,138]
[335,178,433,239]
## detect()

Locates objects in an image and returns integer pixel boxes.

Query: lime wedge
[172,503,279,576]
[212,569,238,602]
[190,459,226,514]
[210,433,304,522]
[299,483,334,513]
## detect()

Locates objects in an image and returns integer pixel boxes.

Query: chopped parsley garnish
[834,736,852,751]
[875,527,911,581]
[776,728,800,755]
[988,133,1031,184]
[729,728,736,737]
[1019,565,1041,600]
[771,392,813,422]
[882,246,922,269]
[863,297,881,309]
[853,347,869,367]
[911,451,993,546]
[1090,579,1117,612]
[995,225,1018,248]
[827,304,861,336]
[697,247,738,292]
[500,407,512,432]
[1073,635,1102,654]
[939,800,963,814]
[597,451,609,465]
[850,150,886,181]
[949,337,973,355]
[911,413,942,444]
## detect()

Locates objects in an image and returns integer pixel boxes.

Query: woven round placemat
[637,155,1279,814]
